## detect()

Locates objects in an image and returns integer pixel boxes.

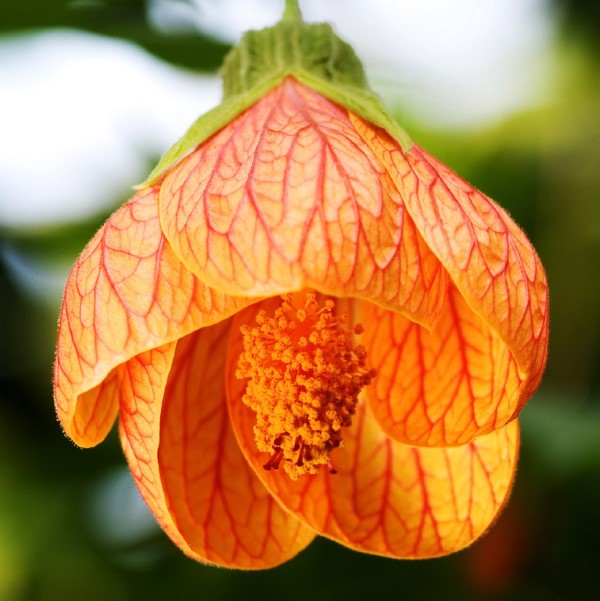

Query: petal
[159,77,447,328]
[119,320,314,569]
[363,288,523,446]
[226,303,518,559]
[54,187,251,447]
[359,130,548,403]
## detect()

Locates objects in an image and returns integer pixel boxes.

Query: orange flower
[53,8,548,570]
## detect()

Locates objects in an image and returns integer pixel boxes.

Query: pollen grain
[236,291,375,479]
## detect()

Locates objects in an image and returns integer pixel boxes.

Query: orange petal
[363,287,523,446]
[355,127,548,404]
[226,303,518,559]
[120,320,314,569]
[54,187,251,447]
[159,77,447,329]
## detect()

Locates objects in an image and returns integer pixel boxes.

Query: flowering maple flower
[53,1,549,569]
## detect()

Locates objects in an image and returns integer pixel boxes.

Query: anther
[296,444,305,467]
[264,449,284,471]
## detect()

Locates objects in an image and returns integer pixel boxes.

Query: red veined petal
[363,287,523,446]
[54,187,252,447]
[225,302,519,558]
[159,77,447,329]
[354,124,548,408]
[117,343,184,550]
[119,320,314,569]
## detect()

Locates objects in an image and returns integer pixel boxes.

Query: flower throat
[236,291,375,480]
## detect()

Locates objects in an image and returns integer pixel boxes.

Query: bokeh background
[1,1,599,599]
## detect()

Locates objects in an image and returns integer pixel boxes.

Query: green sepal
[138,14,411,188]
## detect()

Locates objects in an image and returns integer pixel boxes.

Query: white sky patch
[0,30,221,228]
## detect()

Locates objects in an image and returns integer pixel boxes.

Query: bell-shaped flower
[54,3,548,569]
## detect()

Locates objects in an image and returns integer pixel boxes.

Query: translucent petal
[363,288,523,446]
[120,322,314,569]
[159,78,447,329]
[54,187,251,446]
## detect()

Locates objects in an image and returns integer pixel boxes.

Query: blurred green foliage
[554,0,600,48]
[0,0,230,71]
[1,1,600,601]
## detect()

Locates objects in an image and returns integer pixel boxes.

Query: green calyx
[221,11,368,98]
[140,2,411,187]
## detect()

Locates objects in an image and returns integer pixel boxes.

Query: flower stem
[283,0,302,21]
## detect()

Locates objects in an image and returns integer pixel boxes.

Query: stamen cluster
[236,291,375,479]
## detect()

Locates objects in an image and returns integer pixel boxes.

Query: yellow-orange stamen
[236,291,375,479]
